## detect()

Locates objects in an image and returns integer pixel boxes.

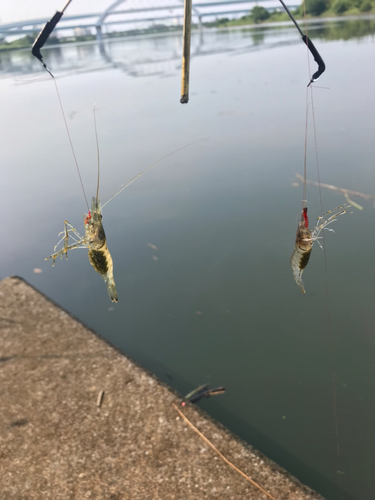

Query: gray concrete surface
[0,276,324,500]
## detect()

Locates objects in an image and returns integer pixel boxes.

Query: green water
[2,17,375,500]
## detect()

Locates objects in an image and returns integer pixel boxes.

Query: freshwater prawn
[33,5,197,302]
[46,197,118,303]
[45,115,197,303]
[45,106,118,301]
[290,205,350,294]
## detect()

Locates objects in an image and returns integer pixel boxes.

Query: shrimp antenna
[93,104,100,200]
[31,0,73,77]
[53,79,89,212]
[101,139,201,210]
[31,0,89,211]
[278,0,325,86]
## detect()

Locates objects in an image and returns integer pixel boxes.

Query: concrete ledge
[0,276,323,499]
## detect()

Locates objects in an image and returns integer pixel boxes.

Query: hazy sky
[0,0,292,25]
[0,0,112,24]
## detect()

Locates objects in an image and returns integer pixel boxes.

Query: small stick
[344,193,363,211]
[172,403,278,500]
[184,384,225,404]
[295,173,375,201]
[180,0,192,104]
[97,390,105,408]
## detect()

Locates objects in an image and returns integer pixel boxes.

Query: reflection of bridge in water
[0,21,309,80]
[0,0,298,40]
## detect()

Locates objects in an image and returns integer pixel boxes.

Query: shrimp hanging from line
[32,1,125,302]
[45,123,199,302]
[46,197,118,303]
[45,105,118,302]
[32,4,199,302]
[290,207,312,294]
[290,205,350,294]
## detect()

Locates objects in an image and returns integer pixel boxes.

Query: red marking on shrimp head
[84,211,91,225]
[302,207,309,228]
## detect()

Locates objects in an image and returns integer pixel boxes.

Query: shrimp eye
[100,214,103,219]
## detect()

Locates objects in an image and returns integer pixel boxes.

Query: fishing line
[101,140,202,210]
[31,0,89,210]
[53,78,90,212]
[303,96,309,208]
[310,85,341,460]
[93,104,100,201]
[302,2,342,465]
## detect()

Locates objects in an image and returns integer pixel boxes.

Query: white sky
[0,0,112,24]
[0,0,298,25]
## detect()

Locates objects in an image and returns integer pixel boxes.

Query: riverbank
[0,276,323,499]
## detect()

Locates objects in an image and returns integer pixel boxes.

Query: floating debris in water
[295,172,374,209]
[182,384,225,405]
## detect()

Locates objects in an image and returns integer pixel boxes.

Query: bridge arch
[95,0,202,41]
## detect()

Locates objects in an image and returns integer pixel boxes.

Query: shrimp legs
[290,205,350,294]
[46,196,118,303]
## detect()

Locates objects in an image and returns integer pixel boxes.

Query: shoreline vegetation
[0,0,374,52]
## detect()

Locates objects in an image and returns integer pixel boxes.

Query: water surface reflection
[2,17,375,500]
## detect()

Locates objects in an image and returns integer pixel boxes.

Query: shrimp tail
[291,255,306,294]
[290,240,312,294]
[88,244,118,303]
[291,208,313,294]
[105,276,118,303]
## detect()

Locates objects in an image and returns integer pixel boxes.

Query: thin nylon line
[61,0,73,14]
[302,0,310,210]
[93,104,100,200]
[310,90,341,459]
[53,78,89,212]
[101,139,201,210]
[303,91,309,208]
[302,0,341,463]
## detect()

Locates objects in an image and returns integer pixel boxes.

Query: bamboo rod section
[180,0,192,103]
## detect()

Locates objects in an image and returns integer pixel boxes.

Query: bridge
[0,0,298,40]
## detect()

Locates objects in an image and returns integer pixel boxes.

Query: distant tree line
[248,0,375,23]
[205,0,374,27]
[298,0,374,15]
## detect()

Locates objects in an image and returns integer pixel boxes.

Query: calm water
[2,18,375,500]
